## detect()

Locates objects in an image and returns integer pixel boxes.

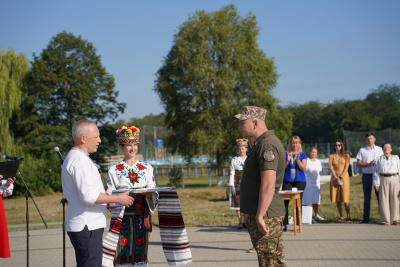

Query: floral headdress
[236,138,248,147]
[117,126,140,144]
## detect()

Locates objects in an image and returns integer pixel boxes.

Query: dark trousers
[67,226,104,267]
[362,173,380,222]
[282,181,306,226]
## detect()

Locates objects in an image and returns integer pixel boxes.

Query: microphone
[1,155,25,161]
[54,146,65,164]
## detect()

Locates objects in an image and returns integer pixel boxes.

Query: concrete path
[4,223,400,266]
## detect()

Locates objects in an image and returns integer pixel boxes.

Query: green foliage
[4,33,127,195]
[13,31,126,157]
[167,166,182,187]
[365,83,400,130]
[350,141,364,157]
[154,5,292,174]
[26,31,125,128]
[0,48,29,155]
[289,98,383,143]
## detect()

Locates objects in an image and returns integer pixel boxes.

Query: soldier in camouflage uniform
[235,106,286,267]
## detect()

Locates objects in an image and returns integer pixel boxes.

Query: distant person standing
[373,142,399,225]
[302,146,324,222]
[227,138,248,229]
[235,106,286,266]
[356,132,383,223]
[282,136,307,231]
[329,140,351,222]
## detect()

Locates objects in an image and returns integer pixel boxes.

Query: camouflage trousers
[245,215,286,267]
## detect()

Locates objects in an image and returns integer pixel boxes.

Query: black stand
[60,198,68,267]
[17,169,48,267]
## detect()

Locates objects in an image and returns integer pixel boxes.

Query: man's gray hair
[72,120,96,143]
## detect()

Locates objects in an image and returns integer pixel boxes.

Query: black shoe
[283,225,287,232]
[360,220,369,224]
[243,223,246,229]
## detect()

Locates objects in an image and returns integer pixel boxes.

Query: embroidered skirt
[229,170,243,210]
[111,195,151,266]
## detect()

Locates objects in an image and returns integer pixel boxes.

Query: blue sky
[1,0,399,121]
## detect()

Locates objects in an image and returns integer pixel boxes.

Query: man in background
[356,132,383,223]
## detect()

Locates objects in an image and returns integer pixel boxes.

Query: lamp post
[153,127,157,176]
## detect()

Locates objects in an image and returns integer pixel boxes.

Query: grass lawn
[3,174,381,232]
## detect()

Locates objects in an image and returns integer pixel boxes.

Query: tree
[14,31,126,155]
[154,5,292,178]
[323,99,380,141]
[0,48,29,155]
[0,48,57,196]
[7,32,126,194]
[365,83,400,129]
[288,101,325,143]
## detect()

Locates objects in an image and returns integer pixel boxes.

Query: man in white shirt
[62,120,134,267]
[356,132,384,223]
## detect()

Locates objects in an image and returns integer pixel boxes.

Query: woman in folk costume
[105,126,158,266]
[0,175,16,258]
[227,138,248,229]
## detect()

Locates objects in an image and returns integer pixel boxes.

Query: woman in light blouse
[373,142,400,225]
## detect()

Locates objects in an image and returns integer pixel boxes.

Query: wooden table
[279,190,303,235]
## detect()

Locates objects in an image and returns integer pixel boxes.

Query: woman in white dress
[227,138,247,229]
[105,125,157,266]
[302,146,324,221]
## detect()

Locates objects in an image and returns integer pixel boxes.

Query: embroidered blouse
[373,155,400,187]
[0,180,14,197]
[105,160,158,211]
[228,156,246,186]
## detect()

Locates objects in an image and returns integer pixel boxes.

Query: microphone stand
[54,146,67,267]
[17,169,48,267]
[60,197,68,267]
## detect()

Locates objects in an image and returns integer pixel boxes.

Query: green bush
[167,166,182,187]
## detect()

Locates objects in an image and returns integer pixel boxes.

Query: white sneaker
[312,218,317,224]
[314,214,324,221]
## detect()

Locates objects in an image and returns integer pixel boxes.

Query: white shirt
[356,145,384,174]
[228,156,246,186]
[304,158,322,188]
[373,155,400,187]
[61,148,107,232]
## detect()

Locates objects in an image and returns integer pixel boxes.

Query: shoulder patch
[264,149,275,161]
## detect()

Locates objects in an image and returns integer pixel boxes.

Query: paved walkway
[4,223,400,266]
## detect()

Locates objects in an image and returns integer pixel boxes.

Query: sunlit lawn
[4,174,381,232]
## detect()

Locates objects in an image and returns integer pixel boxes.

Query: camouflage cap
[234,106,266,121]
